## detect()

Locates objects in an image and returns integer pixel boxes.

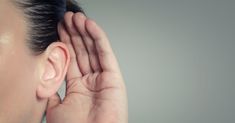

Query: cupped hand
[46,12,128,123]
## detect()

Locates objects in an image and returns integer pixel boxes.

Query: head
[0,0,83,123]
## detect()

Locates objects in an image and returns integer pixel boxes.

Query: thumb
[47,93,61,110]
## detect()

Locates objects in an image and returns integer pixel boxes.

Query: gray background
[44,0,235,123]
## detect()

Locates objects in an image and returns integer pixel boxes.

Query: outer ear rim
[36,42,70,99]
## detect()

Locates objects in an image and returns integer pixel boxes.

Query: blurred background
[44,0,235,123]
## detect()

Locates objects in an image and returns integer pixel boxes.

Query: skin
[46,12,128,123]
[0,1,70,123]
[0,0,128,123]
[0,1,40,123]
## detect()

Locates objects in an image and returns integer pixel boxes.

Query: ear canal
[42,61,56,81]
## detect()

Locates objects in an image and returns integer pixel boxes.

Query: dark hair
[13,0,84,54]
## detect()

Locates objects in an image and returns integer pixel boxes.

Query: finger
[58,21,82,79]
[73,13,102,72]
[64,12,93,75]
[47,93,61,110]
[85,19,120,73]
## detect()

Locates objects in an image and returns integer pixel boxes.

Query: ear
[36,42,70,99]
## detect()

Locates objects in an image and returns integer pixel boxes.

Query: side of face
[0,0,39,123]
[0,1,70,123]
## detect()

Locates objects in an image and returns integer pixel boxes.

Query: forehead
[0,0,27,46]
[0,0,23,32]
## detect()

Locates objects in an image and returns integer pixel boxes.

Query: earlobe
[36,42,70,99]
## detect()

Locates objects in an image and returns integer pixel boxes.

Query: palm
[64,71,125,122]
[46,12,127,123]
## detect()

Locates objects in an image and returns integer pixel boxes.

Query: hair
[13,0,84,54]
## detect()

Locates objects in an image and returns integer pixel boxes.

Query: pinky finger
[58,22,83,79]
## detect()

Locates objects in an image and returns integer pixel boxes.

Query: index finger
[85,19,120,73]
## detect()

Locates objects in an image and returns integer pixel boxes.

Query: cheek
[0,48,37,117]
[0,57,35,97]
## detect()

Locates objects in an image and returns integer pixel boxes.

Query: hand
[46,12,128,123]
